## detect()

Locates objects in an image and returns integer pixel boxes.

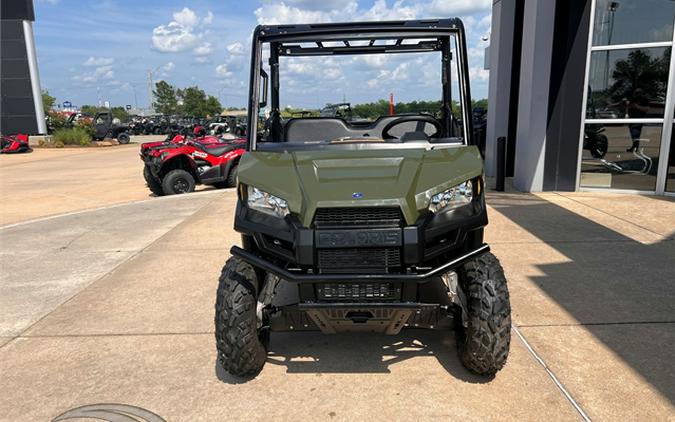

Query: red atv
[142,135,246,195]
[1,134,32,154]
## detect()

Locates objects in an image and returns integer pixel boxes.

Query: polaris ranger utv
[215,18,511,377]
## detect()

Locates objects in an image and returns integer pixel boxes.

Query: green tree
[42,90,56,114]
[178,86,222,117]
[153,81,178,115]
[204,95,223,117]
[80,105,100,116]
[79,105,129,122]
[110,106,129,122]
[178,86,204,117]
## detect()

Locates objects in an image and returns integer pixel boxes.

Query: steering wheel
[381,115,443,140]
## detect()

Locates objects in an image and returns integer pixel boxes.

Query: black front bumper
[231,243,489,283]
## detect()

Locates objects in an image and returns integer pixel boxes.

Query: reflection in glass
[667,124,675,192]
[580,123,662,190]
[587,47,671,119]
[593,0,675,46]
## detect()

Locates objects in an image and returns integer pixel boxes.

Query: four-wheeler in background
[142,135,245,195]
[92,111,132,144]
[1,134,32,154]
[214,18,511,379]
[207,115,248,137]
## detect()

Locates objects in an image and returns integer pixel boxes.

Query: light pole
[147,65,163,113]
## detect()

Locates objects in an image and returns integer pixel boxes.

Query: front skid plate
[269,304,452,334]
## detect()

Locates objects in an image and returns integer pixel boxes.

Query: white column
[513,0,557,192]
[485,0,517,177]
[22,20,47,134]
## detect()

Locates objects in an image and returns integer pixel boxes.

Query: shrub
[53,127,91,146]
[48,111,67,131]
[74,119,94,137]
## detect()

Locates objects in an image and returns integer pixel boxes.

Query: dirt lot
[0,136,215,225]
[0,145,674,421]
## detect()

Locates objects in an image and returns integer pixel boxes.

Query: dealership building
[0,0,45,135]
[486,0,675,195]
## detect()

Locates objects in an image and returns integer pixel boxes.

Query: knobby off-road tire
[456,252,511,375]
[214,257,268,377]
[117,132,130,144]
[143,166,164,196]
[227,163,238,188]
[161,169,195,195]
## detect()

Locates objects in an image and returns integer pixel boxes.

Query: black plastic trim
[231,243,489,283]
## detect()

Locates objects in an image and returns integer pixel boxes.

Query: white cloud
[469,65,489,82]
[427,0,492,16]
[162,61,175,72]
[254,0,416,24]
[255,3,330,24]
[283,0,356,11]
[366,62,410,88]
[215,64,234,78]
[152,8,214,53]
[194,42,213,56]
[324,67,343,80]
[152,22,199,52]
[226,42,245,55]
[173,7,199,28]
[195,56,212,64]
[203,11,214,25]
[361,0,418,21]
[83,57,114,67]
[73,65,114,83]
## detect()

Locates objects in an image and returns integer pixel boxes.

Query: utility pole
[147,70,154,114]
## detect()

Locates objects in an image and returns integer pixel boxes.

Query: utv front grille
[316,283,402,301]
[317,248,401,273]
[313,207,402,229]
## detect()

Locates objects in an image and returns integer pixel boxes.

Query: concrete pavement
[0,146,674,420]
[0,136,213,225]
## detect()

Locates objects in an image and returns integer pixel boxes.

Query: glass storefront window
[667,123,675,192]
[586,47,671,119]
[593,0,675,46]
[580,123,662,190]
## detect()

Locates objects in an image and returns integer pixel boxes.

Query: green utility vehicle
[215,18,511,377]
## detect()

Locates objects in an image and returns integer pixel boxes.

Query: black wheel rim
[173,178,190,193]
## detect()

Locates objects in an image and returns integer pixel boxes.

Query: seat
[195,142,237,156]
[283,115,438,143]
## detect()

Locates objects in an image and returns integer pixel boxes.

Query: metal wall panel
[0,17,39,135]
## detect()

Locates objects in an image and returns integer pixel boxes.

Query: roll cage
[246,18,474,150]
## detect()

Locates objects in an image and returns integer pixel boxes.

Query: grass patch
[52,127,92,146]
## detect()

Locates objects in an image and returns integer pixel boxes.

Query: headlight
[428,180,473,213]
[247,186,289,218]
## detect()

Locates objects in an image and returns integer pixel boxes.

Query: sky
[33,0,492,111]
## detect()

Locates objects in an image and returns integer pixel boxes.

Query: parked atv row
[1,134,32,154]
[140,131,245,196]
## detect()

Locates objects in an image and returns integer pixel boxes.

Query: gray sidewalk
[0,189,673,421]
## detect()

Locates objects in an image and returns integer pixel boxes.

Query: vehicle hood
[237,146,483,226]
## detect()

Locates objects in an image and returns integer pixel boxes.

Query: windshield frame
[246,18,474,151]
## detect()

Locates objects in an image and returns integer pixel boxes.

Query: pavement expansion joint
[1,194,222,349]
[17,332,215,339]
[518,321,675,328]
[513,325,593,422]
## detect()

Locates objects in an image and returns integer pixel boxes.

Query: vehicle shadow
[215,330,492,384]
[487,191,675,405]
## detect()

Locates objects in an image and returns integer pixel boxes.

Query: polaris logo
[316,229,401,248]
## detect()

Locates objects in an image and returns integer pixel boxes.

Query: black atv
[92,111,131,144]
